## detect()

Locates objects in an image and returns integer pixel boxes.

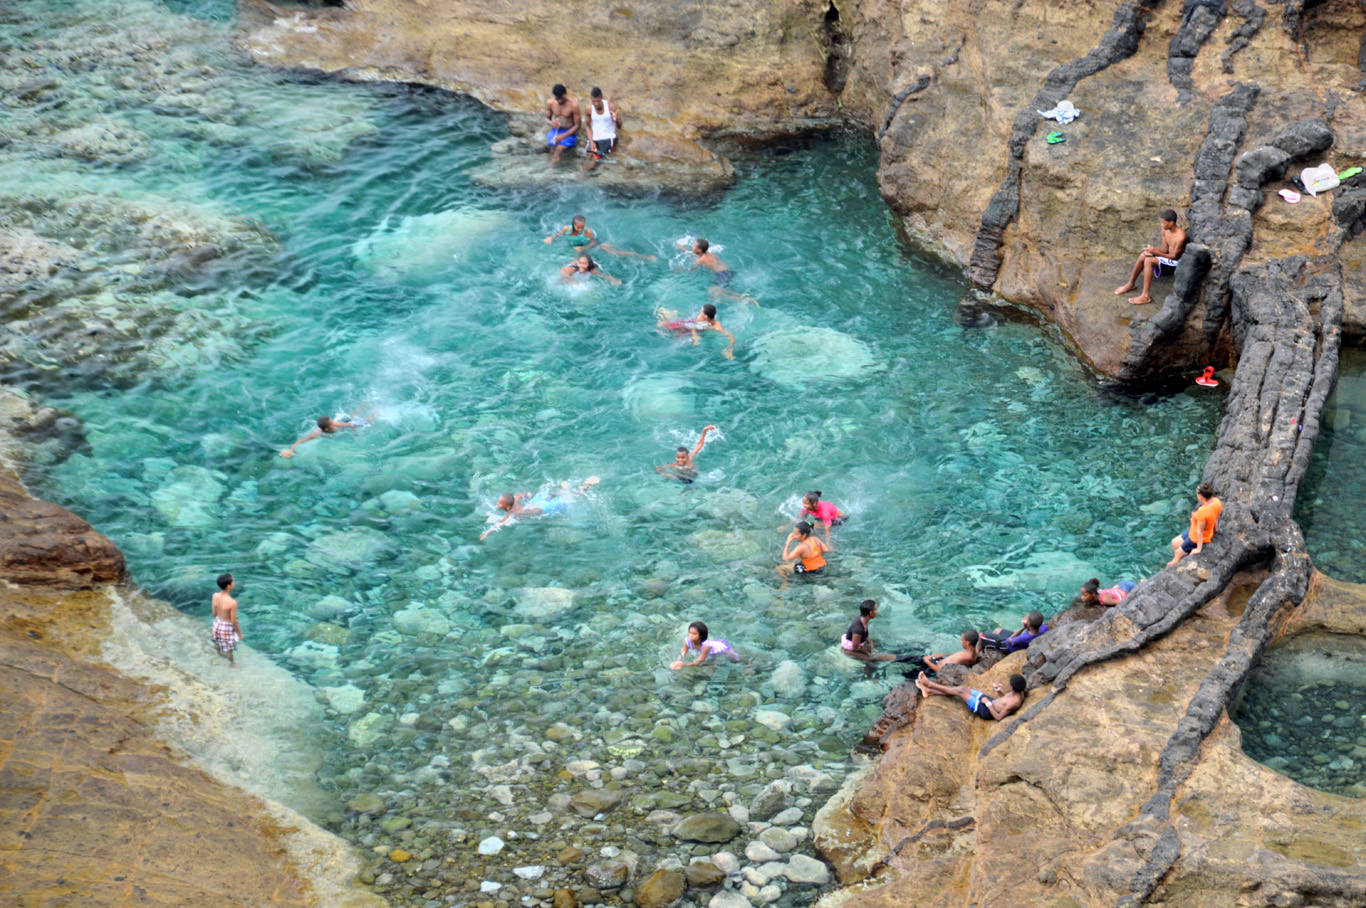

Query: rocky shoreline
[4,1,1366,906]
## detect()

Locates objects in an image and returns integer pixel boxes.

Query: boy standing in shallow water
[211,573,243,666]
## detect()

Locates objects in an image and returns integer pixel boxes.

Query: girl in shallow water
[560,253,621,284]
[782,490,846,546]
[778,521,830,580]
[655,304,735,359]
[671,620,739,669]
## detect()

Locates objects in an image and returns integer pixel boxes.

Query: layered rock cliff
[0,415,383,907]
[241,0,1366,384]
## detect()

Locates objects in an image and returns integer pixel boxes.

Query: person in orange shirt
[1168,481,1222,567]
[778,521,830,580]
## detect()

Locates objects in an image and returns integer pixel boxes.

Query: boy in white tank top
[585,86,620,171]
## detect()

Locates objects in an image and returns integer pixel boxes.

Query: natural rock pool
[1,0,1253,903]
[1232,634,1366,798]
[1299,348,1366,584]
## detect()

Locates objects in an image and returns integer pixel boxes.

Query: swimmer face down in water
[655,424,716,483]
[480,477,600,540]
[655,304,735,360]
[560,253,621,285]
[279,413,369,458]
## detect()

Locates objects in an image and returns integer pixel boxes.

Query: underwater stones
[514,865,546,880]
[769,807,802,826]
[569,788,625,818]
[512,586,576,620]
[758,827,799,854]
[50,122,150,162]
[306,526,395,569]
[684,860,726,888]
[750,327,876,388]
[305,622,350,646]
[377,489,422,513]
[748,782,792,822]
[149,465,225,528]
[309,593,355,620]
[545,722,576,742]
[673,812,740,844]
[348,711,393,747]
[586,859,631,889]
[687,528,765,562]
[769,661,807,699]
[633,868,684,908]
[752,710,791,732]
[744,841,782,863]
[346,792,386,815]
[478,835,505,855]
[285,639,339,672]
[393,607,450,636]
[322,683,366,715]
[622,375,693,423]
[708,889,750,908]
[351,208,509,280]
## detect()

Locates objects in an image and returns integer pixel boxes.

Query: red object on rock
[1195,366,1219,388]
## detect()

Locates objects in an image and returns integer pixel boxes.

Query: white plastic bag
[1301,163,1339,197]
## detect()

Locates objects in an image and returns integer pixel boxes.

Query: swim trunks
[1154,256,1180,277]
[592,137,615,158]
[211,618,239,654]
[1179,530,1197,553]
[712,269,735,287]
[546,128,578,148]
[964,689,995,719]
[527,495,571,516]
[793,564,823,576]
[686,638,733,657]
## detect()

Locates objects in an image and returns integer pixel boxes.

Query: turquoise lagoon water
[1299,348,1366,583]
[4,0,1235,896]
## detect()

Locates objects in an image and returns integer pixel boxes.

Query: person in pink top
[782,490,846,546]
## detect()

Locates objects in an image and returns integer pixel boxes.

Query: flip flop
[1278,188,1301,203]
[1337,166,1362,180]
[1045,131,1065,145]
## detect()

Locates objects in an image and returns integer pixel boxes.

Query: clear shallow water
[1299,348,1366,583]
[6,0,1230,898]
[1232,635,1366,797]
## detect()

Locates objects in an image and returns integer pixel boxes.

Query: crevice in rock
[1221,0,1267,74]
[876,36,963,143]
[820,2,852,95]
[966,1,1162,290]
[1168,0,1227,101]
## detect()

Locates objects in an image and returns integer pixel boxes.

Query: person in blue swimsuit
[544,84,581,166]
[914,671,1026,721]
[480,477,599,539]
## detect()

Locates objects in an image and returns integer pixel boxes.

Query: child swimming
[544,214,656,259]
[655,304,735,360]
[655,424,716,483]
[783,490,846,546]
[279,412,371,458]
[480,477,600,540]
[561,253,621,285]
[670,620,738,669]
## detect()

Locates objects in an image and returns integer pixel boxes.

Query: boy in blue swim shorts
[544,84,581,165]
[915,672,1026,721]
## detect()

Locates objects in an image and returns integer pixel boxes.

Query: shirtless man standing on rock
[545,84,581,166]
[1115,208,1188,305]
[211,573,243,666]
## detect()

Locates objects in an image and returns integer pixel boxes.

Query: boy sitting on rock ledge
[1114,208,1188,305]
[915,671,1027,721]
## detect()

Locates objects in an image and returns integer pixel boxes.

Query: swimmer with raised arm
[561,253,621,285]
[655,304,735,359]
[480,477,600,540]
[656,424,716,483]
[671,621,739,669]
[679,237,756,304]
[279,413,370,458]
